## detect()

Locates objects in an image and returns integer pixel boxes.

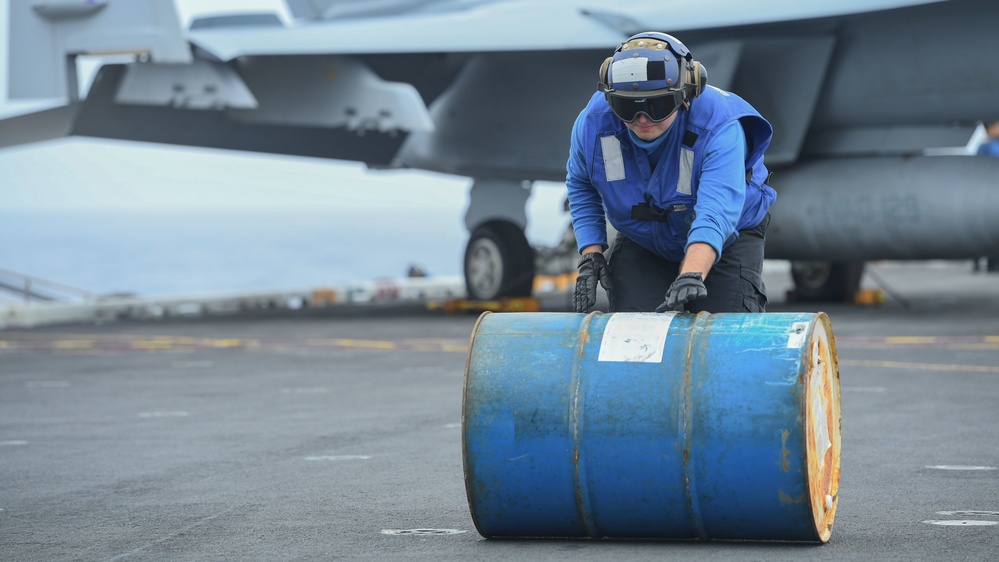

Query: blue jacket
[978,139,999,157]
[566,86,776,262]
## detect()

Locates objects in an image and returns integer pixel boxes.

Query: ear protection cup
[684,60,707,100]
[598,56,612,89]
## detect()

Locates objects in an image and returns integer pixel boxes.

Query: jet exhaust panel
[684,40,743,93]
[809,0,999,132]
[765,156,999,261]
[396,51,600,181]
[727,36,835,167]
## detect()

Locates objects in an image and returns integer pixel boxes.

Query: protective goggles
[602,88,685,123]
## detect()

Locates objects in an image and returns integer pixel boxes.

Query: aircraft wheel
[464,221,535,300]
[790,261,865,302]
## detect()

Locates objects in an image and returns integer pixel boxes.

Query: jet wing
[4,0,959,172]
[185,0,946,61]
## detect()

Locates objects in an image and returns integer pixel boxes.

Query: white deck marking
[841,386,887,393]
[936,511,999,517]
[925,465,997,471]
[381,529,466,536]
[923,520,998,526]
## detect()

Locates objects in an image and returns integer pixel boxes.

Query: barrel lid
[804,313,842,542]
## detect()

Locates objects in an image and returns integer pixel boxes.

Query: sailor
[978,120,999,158]
[567,32,776,314]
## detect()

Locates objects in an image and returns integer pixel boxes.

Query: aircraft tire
[464,221,536,300]
[790,260,865,302]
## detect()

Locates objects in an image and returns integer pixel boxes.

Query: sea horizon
[0,207,488,301]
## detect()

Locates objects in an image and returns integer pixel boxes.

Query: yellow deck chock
[853,289,886,306]
[311,288,337,307]
[427,297,541,314]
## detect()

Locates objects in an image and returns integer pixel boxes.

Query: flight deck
[1,261,997,560]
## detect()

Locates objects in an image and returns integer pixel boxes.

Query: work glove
[573,252,613,313]
[656,272,707,313]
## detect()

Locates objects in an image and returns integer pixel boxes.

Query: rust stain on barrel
[779,489,805,504]
[780,429,791,472]
[578,325,590,355]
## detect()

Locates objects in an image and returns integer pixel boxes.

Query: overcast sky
[0,0,568,244]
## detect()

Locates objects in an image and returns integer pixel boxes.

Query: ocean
[0,138,572,302]
[0,196,572,301]
[0,208,480,300]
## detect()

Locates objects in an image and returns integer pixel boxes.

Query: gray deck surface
[2,261,998,560]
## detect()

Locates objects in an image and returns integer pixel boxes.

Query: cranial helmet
[598,32,707,123]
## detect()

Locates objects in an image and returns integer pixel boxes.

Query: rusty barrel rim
[804,312,842,542]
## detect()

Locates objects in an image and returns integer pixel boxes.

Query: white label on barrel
[787,322,810,348]
[598,313,675,363]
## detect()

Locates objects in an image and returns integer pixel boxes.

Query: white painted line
[381,529,467,536]
[26,381,71,388]
[841,386,887,393]
[304,455,371,461]
[0,441,28,446]
[937,511,999,517]
[925,465,997,471]
[137,411,190,418]
[923,520,998,526]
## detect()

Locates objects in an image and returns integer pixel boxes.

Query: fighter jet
[4,0,998,301]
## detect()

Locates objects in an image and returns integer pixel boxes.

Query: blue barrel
[462,311,841,542]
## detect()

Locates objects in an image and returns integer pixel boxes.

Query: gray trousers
[607,214,770,313]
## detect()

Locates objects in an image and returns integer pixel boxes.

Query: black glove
[656,272,707,312]
[573,253,613,313]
